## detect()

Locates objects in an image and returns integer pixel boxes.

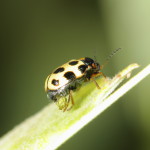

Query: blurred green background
[1,0,150,150]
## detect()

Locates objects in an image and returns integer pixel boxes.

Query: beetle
[45,48,121,111]
[45,57,105,111]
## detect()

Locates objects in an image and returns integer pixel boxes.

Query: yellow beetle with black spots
[45,57,104,111]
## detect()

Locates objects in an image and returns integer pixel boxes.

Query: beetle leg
[63,102,68,112]
[70,90,74,105]
[91,72,106,78]
[90,72,106,89]
[67,90,74,111]
[91,78,101,89]
[63,90,74,112]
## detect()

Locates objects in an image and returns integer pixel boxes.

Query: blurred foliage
[1,0,150,150]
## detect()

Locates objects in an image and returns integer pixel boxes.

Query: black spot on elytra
[51,79,59,86]
[64,71,76,80]
[53,67,64,74]
[69,61,78,66]
[78,65,87,73]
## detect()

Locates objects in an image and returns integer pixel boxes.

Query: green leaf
[0,64,149,150]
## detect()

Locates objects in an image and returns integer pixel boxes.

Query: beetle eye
[96,63,100,70]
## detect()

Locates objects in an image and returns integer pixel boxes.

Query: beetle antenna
[101,48,122,69]
[93,48,98,62]
[94,55,97,62]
